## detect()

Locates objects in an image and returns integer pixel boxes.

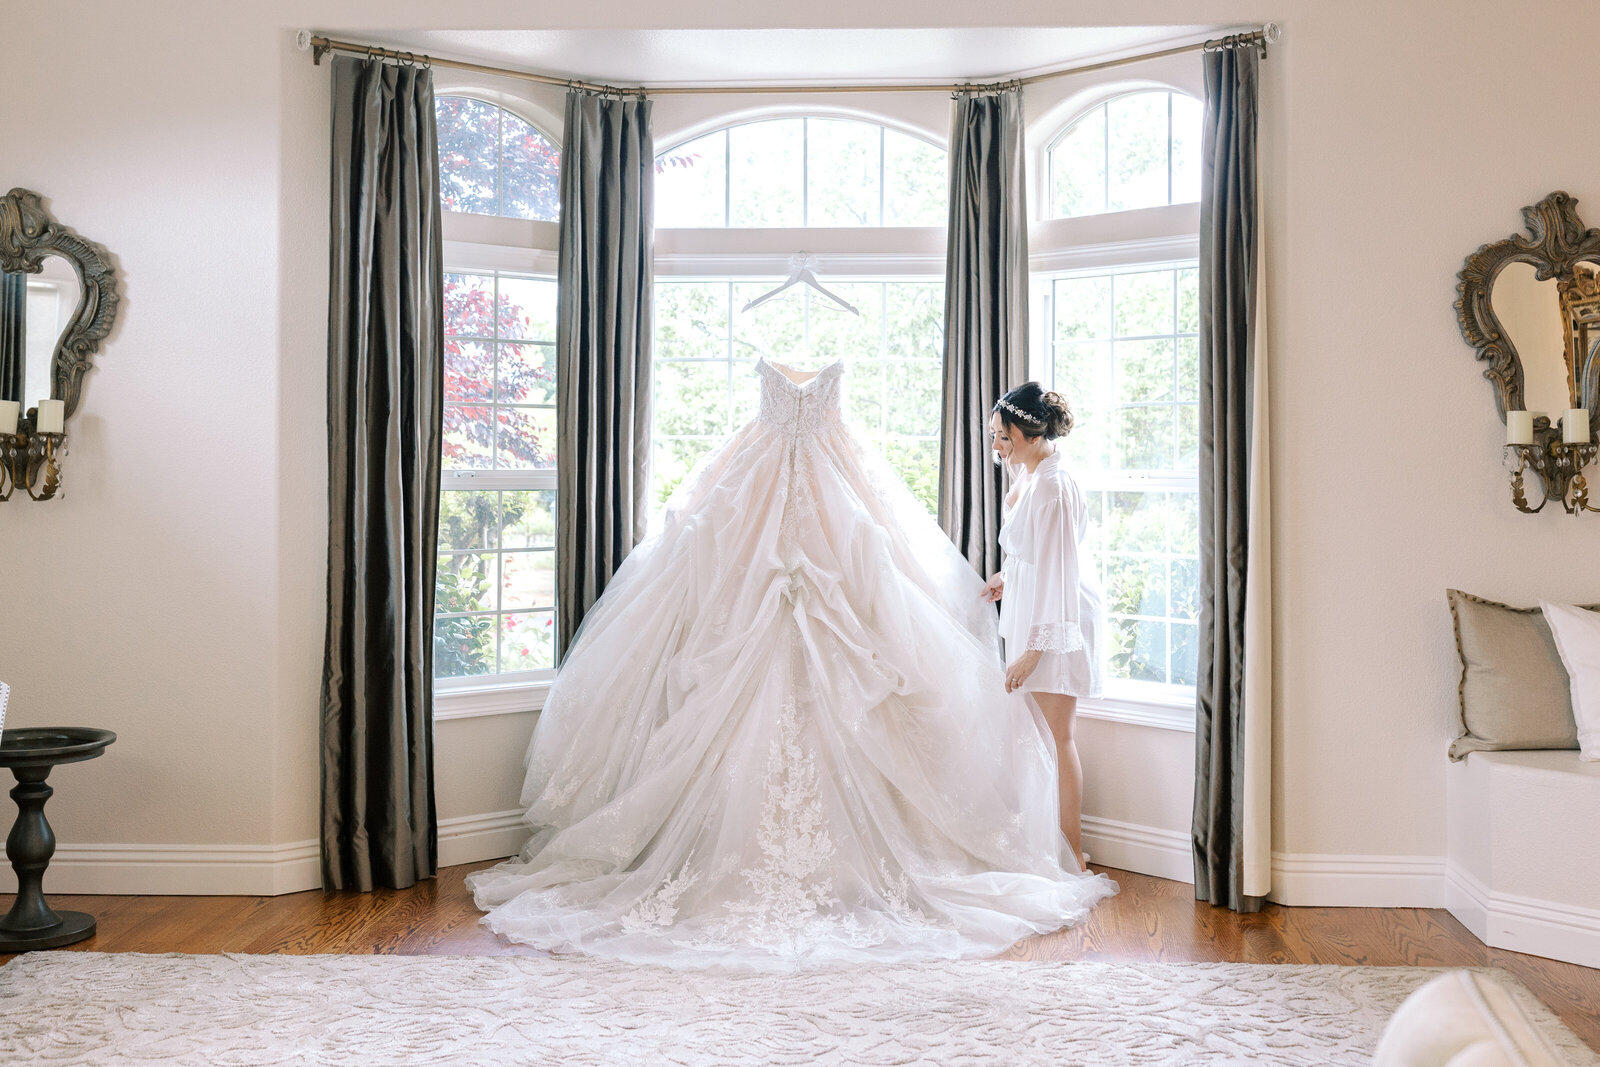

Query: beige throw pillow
[1541,600,1600,761]
[1446,590,1596,760]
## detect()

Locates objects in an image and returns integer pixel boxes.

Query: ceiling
[349,27,1218,87]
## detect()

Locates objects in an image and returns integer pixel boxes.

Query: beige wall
[4,0,1597,902]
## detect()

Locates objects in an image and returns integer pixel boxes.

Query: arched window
[435,96,561,221]
[656,117,946,228]
[652,116,947,513]
[1047,90,1200,218]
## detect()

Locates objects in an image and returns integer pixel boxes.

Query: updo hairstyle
[993,381,1074,439]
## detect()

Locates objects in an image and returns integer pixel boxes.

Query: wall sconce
[0,400,65,501]
[1504,408,1598,513]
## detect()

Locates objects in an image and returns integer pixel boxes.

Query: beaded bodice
[756,360,844,437]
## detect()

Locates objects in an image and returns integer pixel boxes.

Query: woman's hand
[980,573,1005,603]
[1005,649,1041,693]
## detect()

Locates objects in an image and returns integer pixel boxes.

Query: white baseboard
[1081,814,1193,883]
[0,810,529,898]
[1268,852,1448,908]
[1446,863,1600,969]
[436,809,526,869]
[0,840,321,897]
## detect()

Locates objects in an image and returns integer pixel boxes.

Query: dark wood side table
[0,727,116,952]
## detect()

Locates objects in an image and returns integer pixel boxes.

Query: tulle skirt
[466,412,1117,968]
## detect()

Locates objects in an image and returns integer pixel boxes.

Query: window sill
[434,676,551,721]
[1076,692,1196,733]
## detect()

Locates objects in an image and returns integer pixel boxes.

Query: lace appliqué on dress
[1026,621,1088,655]
[621,859,701,933]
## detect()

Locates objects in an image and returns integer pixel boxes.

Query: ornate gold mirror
[1456,191,1600,513]
[0,189,119,422]
[0,189,119,501]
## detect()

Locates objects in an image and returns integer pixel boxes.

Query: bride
[467,357,1117,968]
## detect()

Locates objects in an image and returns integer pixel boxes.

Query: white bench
[1445,750,1600,968]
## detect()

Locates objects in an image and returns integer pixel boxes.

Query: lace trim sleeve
[1026,622,1087,655]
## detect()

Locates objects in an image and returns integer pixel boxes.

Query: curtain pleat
[554,91,654,660]
[1192,44,1268,913]
[320,55,443,892]
[938,90,1028,578]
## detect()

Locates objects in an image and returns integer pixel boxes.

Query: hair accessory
[996,397,1042,425]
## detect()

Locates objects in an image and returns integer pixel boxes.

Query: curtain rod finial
[1263,22,1282,44]
[296,29,312,52]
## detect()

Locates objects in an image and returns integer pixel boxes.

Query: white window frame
[433,191,562,720]
[1029,80,1203,734]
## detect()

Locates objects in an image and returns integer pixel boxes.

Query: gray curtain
[0,272,23,403]
[321,56,443,893]
[555,90,654,660]
[1193,43,1264,913]
[938,90,1028,578]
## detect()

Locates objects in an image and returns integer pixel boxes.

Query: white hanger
[741,253,860,316]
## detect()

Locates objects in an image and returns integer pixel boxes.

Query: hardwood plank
[2,864,1596,1051]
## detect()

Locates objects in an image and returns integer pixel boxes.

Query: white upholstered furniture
[1446,750,1600,968]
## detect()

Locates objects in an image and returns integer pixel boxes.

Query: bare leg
[1032,692,1084,868]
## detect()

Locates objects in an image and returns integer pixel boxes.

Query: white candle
[1564,408,1591,445]
[0,400,17,436]
[1506,410,1534,446]
[35,398,64,435]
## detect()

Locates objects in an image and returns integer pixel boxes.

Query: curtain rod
[298,24,1278,96]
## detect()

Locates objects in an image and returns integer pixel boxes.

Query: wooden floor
[4,862,1597,1051]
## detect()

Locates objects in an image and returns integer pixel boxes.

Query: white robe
[998,451,1104,698]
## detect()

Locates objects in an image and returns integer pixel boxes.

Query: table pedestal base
[0,910,95,952]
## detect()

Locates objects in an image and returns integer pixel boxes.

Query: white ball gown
[467,358,1117,968]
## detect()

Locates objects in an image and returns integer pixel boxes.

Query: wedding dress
[467,358,1117,968]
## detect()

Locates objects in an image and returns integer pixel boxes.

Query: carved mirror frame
[1455,190,1600,439]
[0,188,120,421]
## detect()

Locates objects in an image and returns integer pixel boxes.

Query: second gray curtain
[938,90,1029,578]
[1192,43,1266,914]
[321,56,443,893]
[555,91,654,659]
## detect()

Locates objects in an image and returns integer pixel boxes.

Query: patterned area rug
[0,952,1594,1065]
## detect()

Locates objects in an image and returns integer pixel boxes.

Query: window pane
[498,276,557,341]
[1104,491,1167,553]
[885,358,941,437]
[882,436,939,513]
[657,282,730,360]
[436,97,499,216]
[1055,275,1112,341]
[500,490,555,549]
[656,360,731,437]
[884,131,947,226]
[1115,406,1174,471]
[847,358,885,433]
[1105,554,1167,618]
[438,490,498,552]
[499,112,560,222]
[1115,339,1175,405]
[807,283,882,363]
[732,280,806,359]
[807,119,880,227]
[1171,622,1198,687]
[444,273,496,338]
[656,131,727,227]
[437,553,497,614]
[443,404,493,469]
[884,281,943,358]
[1171,94,1203,205]
[1176,267,1200,334]
[653,436,719,507]
[1170,557,1199,620]
[1177,402,1199,470]
[1107,92,1170,212]
[497,342,556,405]
[1108,616,1168,684]
[445,341,494,402]
[1051,105,1106,218]
[500,612,556,672]
[1115,270,1175,337]
[435,614,497,677]
[1061,403,1109,471]
[495,407,557,470]
[729,120,803,227]
[502,550,556,610]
